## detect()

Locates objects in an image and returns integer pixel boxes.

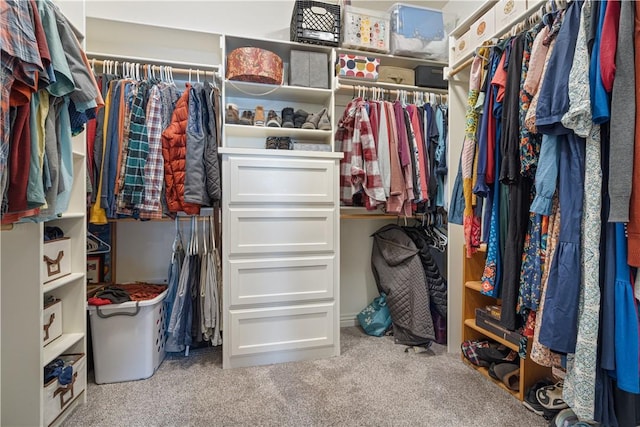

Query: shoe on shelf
[277,136,293,150]
[240,110,254,125]
[293,109,309,128]
[226,103,240,124]
[265,136,278,149]
[522,379,555,416]
[281,107,294,128]
[318,108,331,131]
[266,110,281,127]
[301,108,324,130]
[254,105,265,126]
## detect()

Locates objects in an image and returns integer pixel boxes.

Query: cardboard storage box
[43,298,62,347]
[289,50,329,88]
[42,237,71,284]
[44,353,86,426]
[378,66,414,86]
[452,30,472,64]
[388,3,447,60]
[342,5,390,53]
[495,0,527,30]
[471,7,495,45]
[337,54,379,80]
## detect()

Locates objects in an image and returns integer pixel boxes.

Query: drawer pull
[44,251,65,276]
[43,313,56,341]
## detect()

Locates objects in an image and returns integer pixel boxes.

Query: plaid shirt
[337,98,385,209]
[120,82,149,207]
[139,84,163,219]
[1,0,43,214]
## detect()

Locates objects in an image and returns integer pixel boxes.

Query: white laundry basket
[88,290,167,384]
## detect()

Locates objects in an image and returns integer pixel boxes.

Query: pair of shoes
[265,136,293,150]
[301,108,331,130]
[488,362,520,391]
[282,107,294,128]
[536,381,568,410]
[522,379,554,416]
[266,110,282,127]
[240,110,254,125]
[476,345,518,364]
[226,104,240,124]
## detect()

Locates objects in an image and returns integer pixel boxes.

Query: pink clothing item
[409,105,429,202]
[384,101,407,215]
[337,98,386,209]
[600,0,621,92]
[524,26,550,96]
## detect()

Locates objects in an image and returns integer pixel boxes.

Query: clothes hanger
[87,231,112,255]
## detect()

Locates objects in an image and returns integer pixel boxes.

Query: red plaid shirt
[337,98,386,210]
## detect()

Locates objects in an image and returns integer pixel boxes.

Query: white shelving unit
[1,132,87,426]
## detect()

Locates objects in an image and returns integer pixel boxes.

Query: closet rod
[447,57,474,78]
[336,82,448,96]
[88,58,218,76]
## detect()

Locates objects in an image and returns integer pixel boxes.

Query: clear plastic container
[342,5,390,53]
[388,3,447,60]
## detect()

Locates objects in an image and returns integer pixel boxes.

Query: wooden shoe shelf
[461,245,551,401]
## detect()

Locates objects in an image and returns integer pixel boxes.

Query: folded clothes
[87,297,112,306]
[44,359,73,385]
[94,286,131,303]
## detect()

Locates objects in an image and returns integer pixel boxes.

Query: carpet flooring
[64,327,546,426]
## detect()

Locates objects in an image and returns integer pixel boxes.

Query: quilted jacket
[403,227,448,319]
[162,85,200,214]
[371,224,435,346]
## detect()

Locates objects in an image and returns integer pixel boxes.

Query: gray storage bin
[290,50,329,88]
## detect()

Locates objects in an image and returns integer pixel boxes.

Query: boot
[266,110,281,127]
[301,108,326,130]
[281,107,294,128]
[226,103,240,124]
[240,110,253,125]
[293,109,309,128]
[318,108,331,131]
[254,105,265,126]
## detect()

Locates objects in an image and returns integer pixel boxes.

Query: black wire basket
[290,0,341,47]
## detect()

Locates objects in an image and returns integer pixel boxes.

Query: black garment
[497,34,528,331]
[499,34,525,184]
[613,384,640,427]
[402,227,448,319]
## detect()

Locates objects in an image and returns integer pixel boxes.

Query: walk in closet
[0,2,460,425]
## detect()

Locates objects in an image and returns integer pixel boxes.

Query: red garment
[384,102,407,215]
[28,0,50,88]
[408,105,429,202]
[161,86,200,215]
[7,104,31,213]
[87,297,112,306]
[600,0,621,93]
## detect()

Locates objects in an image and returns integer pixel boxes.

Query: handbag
[357,293,392,337]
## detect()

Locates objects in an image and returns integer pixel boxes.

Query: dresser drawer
[227,208,335,254]
[228,303,335,356]
[229,256,335,306]
[227,156,336,204]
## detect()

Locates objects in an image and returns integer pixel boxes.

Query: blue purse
[357,293,392,337]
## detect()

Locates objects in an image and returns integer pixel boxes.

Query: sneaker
[281,107,294,128]
[254,105,265,126]
[293,109,309,128]
[277,136,293,150]
[536,382,568,411]
[266,110,281,127]
[265,136,278,149]
[522,385,545,416]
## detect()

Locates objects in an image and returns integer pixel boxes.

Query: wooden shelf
[461,356,519,398]
[464,318,519,351]
[465,280,483,292]
[43,333,84,366]
[43,272,85,294]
